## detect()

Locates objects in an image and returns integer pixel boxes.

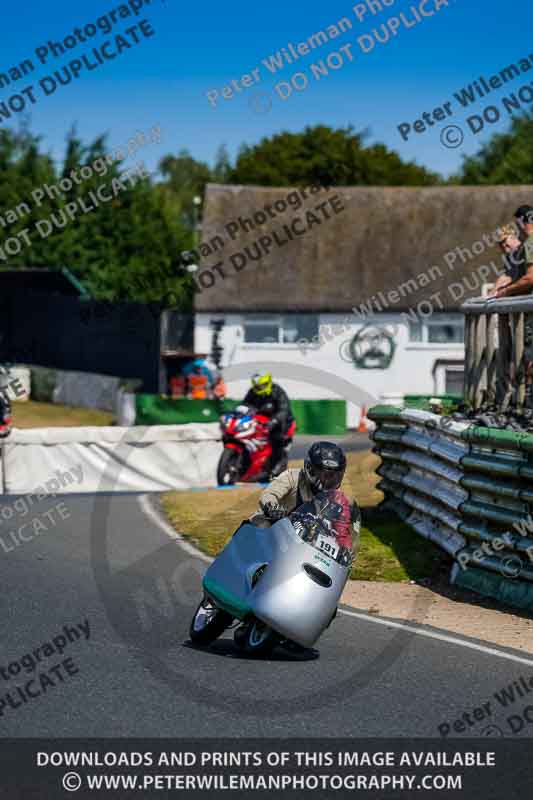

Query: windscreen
[289,489,354,557]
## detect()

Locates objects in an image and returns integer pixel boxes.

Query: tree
[455,113,533,184]
[0,125,57,265]
[0,127,194,309]
[212,144,232,184]
[158,149,213,227]
[229,125,440,187]
[0,120,448,310]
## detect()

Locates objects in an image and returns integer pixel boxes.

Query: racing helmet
[250,371,273,396]
[304,441,346,494]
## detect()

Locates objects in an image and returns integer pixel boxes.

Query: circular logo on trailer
[349,325,396,370]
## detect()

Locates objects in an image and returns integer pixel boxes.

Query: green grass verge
[162,450,445,583]
[12,400,114,428]
[356,518,442,582]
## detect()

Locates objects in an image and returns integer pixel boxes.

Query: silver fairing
[203,518,350,647]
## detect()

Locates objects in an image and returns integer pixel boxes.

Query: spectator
[490,226,522,403]
[182,358,214,400]
[489,224,522,295]
[514,205,533,240]
[493,209,533,299]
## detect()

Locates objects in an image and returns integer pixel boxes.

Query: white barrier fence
[1,424,222,495]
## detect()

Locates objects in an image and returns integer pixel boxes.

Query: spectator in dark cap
[514,205,533,235]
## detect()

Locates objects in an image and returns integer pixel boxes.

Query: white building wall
[196,313,464,427]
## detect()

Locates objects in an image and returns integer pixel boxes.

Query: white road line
[139,493,533,668]
[339,607,533,667]
[137,494,212,564]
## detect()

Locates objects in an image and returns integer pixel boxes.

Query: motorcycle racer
[238,441,360,657]
[242,372,295,477]
[252,441,361,555]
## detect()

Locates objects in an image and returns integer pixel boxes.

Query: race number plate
[315,534,339,561]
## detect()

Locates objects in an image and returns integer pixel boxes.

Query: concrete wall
[52,370,123,412]
[29,366,142,413]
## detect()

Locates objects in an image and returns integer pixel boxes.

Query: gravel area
[342,578,533,654]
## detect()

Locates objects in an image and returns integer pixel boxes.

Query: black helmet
[304,441,346,494]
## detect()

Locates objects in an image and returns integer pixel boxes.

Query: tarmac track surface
[0,490,532,739]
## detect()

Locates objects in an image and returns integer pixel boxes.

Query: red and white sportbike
[217,405,295,486]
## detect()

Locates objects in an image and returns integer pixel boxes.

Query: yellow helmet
[251,372,273,396]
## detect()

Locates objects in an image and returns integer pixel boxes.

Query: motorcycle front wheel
[189,596,233,646]
[235,619,279,658]
[217,448,241,486]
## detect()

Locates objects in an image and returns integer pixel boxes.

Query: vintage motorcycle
[217,405,295,485]
[189,490,354,656]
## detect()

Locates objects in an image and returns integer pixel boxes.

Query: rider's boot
[269,440,289,478]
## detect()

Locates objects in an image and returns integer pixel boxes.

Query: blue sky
[0,0,529,179]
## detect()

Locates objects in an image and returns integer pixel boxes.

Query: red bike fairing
[220,410,272,482]
[0,415,12,436]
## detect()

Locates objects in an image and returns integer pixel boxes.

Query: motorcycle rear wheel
[217,448,241,486]
[189,596,233,646]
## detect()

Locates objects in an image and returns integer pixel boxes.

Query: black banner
[0,739,531,799]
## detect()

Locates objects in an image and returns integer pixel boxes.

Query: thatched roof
[196,184,533,313]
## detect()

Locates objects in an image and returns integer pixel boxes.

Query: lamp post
[185,195,203,277]
[193,195,202,251]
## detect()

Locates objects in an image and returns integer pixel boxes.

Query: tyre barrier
[368,406,533,614]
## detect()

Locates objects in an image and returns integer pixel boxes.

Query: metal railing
[462,295,533,412]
